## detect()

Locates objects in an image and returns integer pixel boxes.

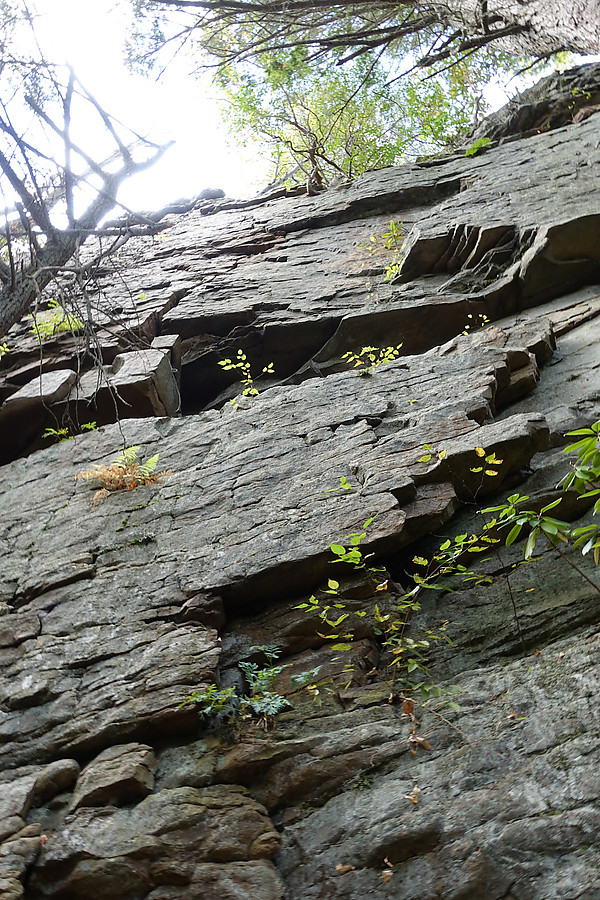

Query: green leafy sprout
[382,219,404,281]
[29,299,84,340]
[43,422,97,444]
[342,344,403,375]
[181,644,292,728]
[294,508,464,704]
[465,136,491,157]
[483,420,600,568]
[218,349,275,407]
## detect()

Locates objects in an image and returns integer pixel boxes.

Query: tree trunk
[433,0,599,57]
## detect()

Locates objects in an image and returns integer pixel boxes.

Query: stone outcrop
[0,63,600,900]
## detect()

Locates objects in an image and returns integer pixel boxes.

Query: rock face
[0,63,600,900]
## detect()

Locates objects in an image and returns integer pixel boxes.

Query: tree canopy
[215,45,538,188]
[127,0,589,188]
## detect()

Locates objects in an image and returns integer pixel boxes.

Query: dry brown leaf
[402,698,415,716]
[335,864,356,874]
[404,785,421,804]
[408,733,431,754]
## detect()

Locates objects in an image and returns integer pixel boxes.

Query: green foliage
[418,444,448,464]
[342,344,403,375]
[217,47,530,187]
[111,445,161,481]
[180,684,237,720]
[465,136,492,157]
[294,513,466,705]
[483,420,600,567]
[43,422,97,444]
[381,219,403,251]
[219,349,274,407]
[29,300,84,340]
[326,475,354,493]
[483,493,570,560]
[0,341,8,359]
[381,220,405,281]
[364,220,405,283]
[181,645,291,727]
[77,445,170,506]
[469,446,503,478]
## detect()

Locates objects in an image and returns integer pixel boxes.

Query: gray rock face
[68,743,158,811]
[0,64,600,900]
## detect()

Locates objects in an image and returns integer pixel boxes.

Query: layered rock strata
[0,64,600,900]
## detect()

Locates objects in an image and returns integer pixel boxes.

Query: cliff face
[1,65,600,900]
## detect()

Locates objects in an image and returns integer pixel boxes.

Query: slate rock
[68,742,158,811]
[28,786,282,898]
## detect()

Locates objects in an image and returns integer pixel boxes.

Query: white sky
[32,0,269,207]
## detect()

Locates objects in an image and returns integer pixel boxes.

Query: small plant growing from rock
[44,422,97,444]
[364,219,405,283]
[238,646,292,725]
[29,299,84,340]
[0,341,8,360]
[342,344,403,375]
[181,645,291,730]
[77,445,171,506]
[218,349,274,407]
[382,219,404,281]
[294,512,464,704]
[179,684,237,720]
[483,420,600,577]
[462,312,490,335]
[465,136,491,157]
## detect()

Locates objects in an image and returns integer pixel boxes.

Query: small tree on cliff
[214,45,532,188]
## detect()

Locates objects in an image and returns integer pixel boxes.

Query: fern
[77,445,171,506]
[138,453,160,480]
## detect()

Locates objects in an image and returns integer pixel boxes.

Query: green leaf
[465,136,491,157]
[506,523,523,546]
[330,544,346,556]
[524,527,540,560]
[540,498,563,514]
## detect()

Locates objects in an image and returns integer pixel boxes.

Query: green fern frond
[138,453,159,479]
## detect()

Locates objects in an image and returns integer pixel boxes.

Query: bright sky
[32,0,269,208]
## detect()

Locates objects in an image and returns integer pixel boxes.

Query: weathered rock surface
[0,63,600,900]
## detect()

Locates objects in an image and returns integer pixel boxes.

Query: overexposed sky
[32,0,269,207]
